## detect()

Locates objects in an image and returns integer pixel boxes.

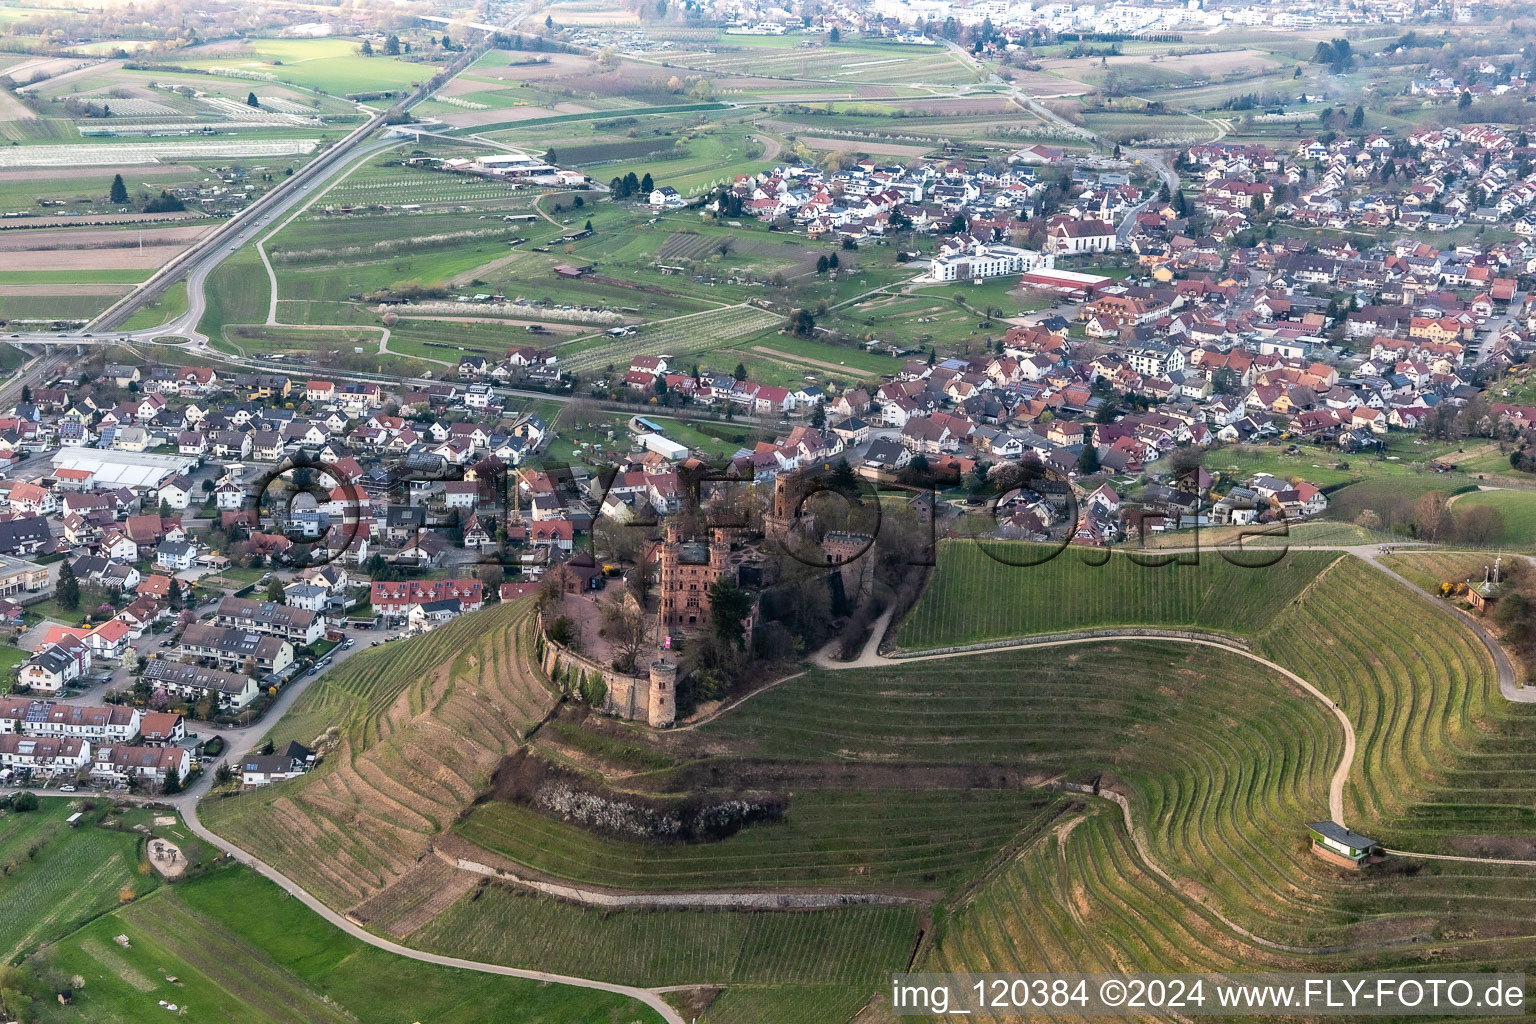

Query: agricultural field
[31,866,662,1024]
[560,305,783,374]
[199,601,558,910]
[661,35,981,89]
[893,550,1519,842]
[1145,519,1392,550]
[0,32,433,330]
[178,38,438,97]
[1199,438,1458,489]
[543,410,758,466]
[1379,549,1509,595]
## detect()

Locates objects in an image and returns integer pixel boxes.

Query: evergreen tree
[19,385,29,404]
[109,173,127,204]
[828,251,839,269]
[707,577,752,648]
[733,362,748,380]
[829,27,840,42]
[640,172,655,193]
[57,558,79,611]
[816,254,830,273]
[545,148,557,164]
[1350,104,1364,129]
[162,765,182,794]
[360,38,374,56]
[623,171,640,196]
[246,91,259,108]
[384,33,401,55]
[1079,425,1100,474]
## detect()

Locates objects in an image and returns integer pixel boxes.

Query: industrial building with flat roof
[50,449,199,492]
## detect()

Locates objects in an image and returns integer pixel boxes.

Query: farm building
[1307,821,1381,868]
[471,152,557,178]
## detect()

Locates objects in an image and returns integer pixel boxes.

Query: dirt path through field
[0,283,131,296]
[748,344,859,374]
[0,244,185,271]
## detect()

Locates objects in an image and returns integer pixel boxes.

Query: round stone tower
[648,658,678,728]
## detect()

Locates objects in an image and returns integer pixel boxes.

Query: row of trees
[106,173,185,213]
[610,171,656,198]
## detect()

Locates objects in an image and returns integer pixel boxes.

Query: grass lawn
[119,280,188,331]
[23,599,87,626]
[198,247,269,336]
[0,644,28,678]
[1447,488,1536,548]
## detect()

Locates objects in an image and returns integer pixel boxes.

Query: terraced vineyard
[201,546,1536,1021]
[457,789,1069,893]
[559,305,782,374]
[897,547,1513,844]
[414,888,919,988]
[896,542,1339,650]
[710,563,1536,977]
[200,601,558,909]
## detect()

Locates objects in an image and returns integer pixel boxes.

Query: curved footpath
[178,799,688,1024]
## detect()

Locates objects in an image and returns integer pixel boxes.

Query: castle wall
[536,612,684,726]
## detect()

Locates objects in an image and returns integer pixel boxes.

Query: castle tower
[648,658,677,728]
[764,471,806,542]
[709,527,730,571]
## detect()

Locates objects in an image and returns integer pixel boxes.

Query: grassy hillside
[199,600,558,909]
[1447,489,1536,547]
